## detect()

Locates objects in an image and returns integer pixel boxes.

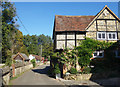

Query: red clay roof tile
[54,15,95,31]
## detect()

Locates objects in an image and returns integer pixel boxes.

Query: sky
[14,2,119,37]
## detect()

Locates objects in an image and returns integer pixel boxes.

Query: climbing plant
[75,38,113,73]
[52,38,114,74]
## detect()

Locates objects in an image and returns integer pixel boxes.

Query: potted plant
[54,64,61,79]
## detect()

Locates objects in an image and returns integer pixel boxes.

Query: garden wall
[14,63,33,76]
[2,63,33,85]
[64,73,92,80]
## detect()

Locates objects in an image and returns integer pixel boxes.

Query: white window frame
[97,32,106,40]
[115,50,120,58]
[107,32,117,40]
[93,50,104,58]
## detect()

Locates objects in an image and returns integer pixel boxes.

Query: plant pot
[56,73,61,79]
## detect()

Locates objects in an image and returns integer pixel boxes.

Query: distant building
[29,55,41,63]
[12,53,30,62]
[29,54,35,60]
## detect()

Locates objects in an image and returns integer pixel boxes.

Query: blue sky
[14,2,118,37]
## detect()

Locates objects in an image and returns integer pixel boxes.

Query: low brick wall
[64,73,92,80]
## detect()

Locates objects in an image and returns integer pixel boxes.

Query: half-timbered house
[53,5,120,51]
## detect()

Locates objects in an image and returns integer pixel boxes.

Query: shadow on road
[32,66,50,74]
[32,65,55,78]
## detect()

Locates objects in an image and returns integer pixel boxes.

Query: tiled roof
[54,15,95,32]
[12,53,29,60]
[32,55,41,60]
[20,53,29,60]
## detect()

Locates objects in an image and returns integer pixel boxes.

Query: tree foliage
[2,1,54,65]
[75,38,113,73]
[23,34,53,58]
[2,1,17,63]
[52,38,114,74]
[2,1,28,64]
[31,59,36,68]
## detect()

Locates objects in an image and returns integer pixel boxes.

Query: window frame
[97,32,106,40]
[93,50,104,58]
[107,32,117,40]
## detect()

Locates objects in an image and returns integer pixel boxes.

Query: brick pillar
[12,64,15,77]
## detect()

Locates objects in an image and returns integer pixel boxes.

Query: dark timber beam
[75,32,76,47]
[65,32,67,48]
[116,20,118,40]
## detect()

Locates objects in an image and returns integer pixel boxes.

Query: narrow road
[11,63,65,86]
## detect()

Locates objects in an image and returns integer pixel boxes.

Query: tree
[23,34,53,58]
[2,1,17,63]
[2,1,29,65]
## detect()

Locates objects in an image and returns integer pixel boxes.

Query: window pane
[109,34,111,39]
[94,53,97,56]
[98,34,101,38]
[102,33,105,38]
[113,34,115,39]
[99,53,103,56]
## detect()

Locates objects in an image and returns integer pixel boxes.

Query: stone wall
[64,73,92,80]
[14,64,33,77]
[2,63,33,85]
[3,73,10,85]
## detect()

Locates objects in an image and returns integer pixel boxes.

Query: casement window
[97,32,117,40]
[97,32,106,40]
[107,32,117,40]
[93,50,104,58]
[115,50,120,58]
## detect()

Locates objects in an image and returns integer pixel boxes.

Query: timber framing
[53,5,120,50]
[55,31,85,49]
[12,53,25,62]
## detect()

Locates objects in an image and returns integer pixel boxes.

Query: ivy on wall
[51,38,115,74]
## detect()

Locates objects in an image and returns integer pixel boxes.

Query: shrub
[70,67,77,74]
[31,59,36,68]
[54,64,61,74]
[83,67,91,74]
